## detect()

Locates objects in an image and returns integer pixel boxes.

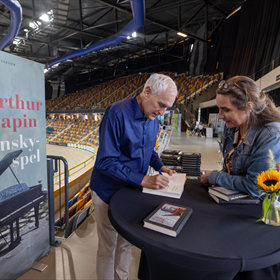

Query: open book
[142,172,186,199]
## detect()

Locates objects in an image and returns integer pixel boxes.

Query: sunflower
[257,170,280,193]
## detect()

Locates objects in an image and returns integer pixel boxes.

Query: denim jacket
[209,122,280,198]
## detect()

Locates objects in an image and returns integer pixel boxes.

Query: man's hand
[160,166,176,176]
[141,174,169,190]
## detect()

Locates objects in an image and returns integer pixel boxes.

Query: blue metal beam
[48,0,145,67]
[0,0,22,50]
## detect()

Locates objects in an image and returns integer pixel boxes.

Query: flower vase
[262,195,280,226]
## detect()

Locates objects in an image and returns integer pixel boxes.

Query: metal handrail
[47,155,69,246]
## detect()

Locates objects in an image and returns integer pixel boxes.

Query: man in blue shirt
[90,73,178,280]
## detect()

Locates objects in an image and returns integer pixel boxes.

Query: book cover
[143,201,193,237]
[182,152,201,157]
[142,172,186,199]
[164,166,183,172]
[162,150,182,155]
[161,161,181,166]
[208,186,249,201]
[161,154,181,160]
[209,193,260,204]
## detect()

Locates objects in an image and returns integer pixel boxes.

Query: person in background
[201,75,280,279]
[90,73,178,280]
[188,120,196,135]
[196,121,204,137]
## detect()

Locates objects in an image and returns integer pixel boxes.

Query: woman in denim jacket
[201,76,280,198]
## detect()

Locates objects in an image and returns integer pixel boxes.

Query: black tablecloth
[109,179,280,280]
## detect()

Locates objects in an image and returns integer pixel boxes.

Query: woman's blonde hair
[216,75,280,127]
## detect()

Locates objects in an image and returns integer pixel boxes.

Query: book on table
[142,172,186,199]
[143,201,193,237]
[209,193,260,204]
[208,186,249,201]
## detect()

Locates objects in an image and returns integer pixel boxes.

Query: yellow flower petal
[257,170,280,192]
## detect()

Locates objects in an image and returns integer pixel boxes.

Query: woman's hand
[200,171,212,186]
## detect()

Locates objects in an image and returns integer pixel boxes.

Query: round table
[109,179,280,280]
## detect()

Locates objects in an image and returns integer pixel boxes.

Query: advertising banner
[208,113,218,128]
[0,51,49,279]
[172,114,178,131]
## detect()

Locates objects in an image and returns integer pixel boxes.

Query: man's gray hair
[144,73,178,96]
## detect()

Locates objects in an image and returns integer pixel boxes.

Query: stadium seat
[71,204,92,232]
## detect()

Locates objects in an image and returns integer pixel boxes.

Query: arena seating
[46,72,220,148]
[55,182,94,238]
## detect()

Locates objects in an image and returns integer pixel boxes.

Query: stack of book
[161,150,183,172]
[208,186,260,204]
[160,154,181,166]
[181,152,202,177]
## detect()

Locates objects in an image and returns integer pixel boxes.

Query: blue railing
[0,0,22,50]
[48,0,145,67]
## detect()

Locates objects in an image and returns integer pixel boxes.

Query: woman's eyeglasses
[218,80,246,95]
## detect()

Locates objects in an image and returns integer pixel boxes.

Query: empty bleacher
[46,72,221,148]
[55,182,94,238]
[46,119,100,146]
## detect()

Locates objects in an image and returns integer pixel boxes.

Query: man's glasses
[218,80,246,95]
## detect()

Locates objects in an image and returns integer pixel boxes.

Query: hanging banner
[177,113,182,132]
[172,114,178,131]
[0,51,49,279]
[208,113,218,129]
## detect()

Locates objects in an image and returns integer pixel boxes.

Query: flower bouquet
[257,150,280,226]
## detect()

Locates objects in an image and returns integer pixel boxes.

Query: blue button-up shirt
[89,95,164,204]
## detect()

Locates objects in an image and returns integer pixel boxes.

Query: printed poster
[208,113,217,128]
[0,51,49,279]
[173,114,181,132]
[172,114,178,131]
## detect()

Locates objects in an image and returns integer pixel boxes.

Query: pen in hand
[158,170,169,188]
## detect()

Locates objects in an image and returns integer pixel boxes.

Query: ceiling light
[132,32,137,38]
[13,38,20,45]
[44,69,49,73]
[177,32,188,38]
[127,36,131,39]
[190,44,194,52]
[227,6,241,19]
[24,29,28,32]
[29,22,36,29]
[39,14,50,22]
